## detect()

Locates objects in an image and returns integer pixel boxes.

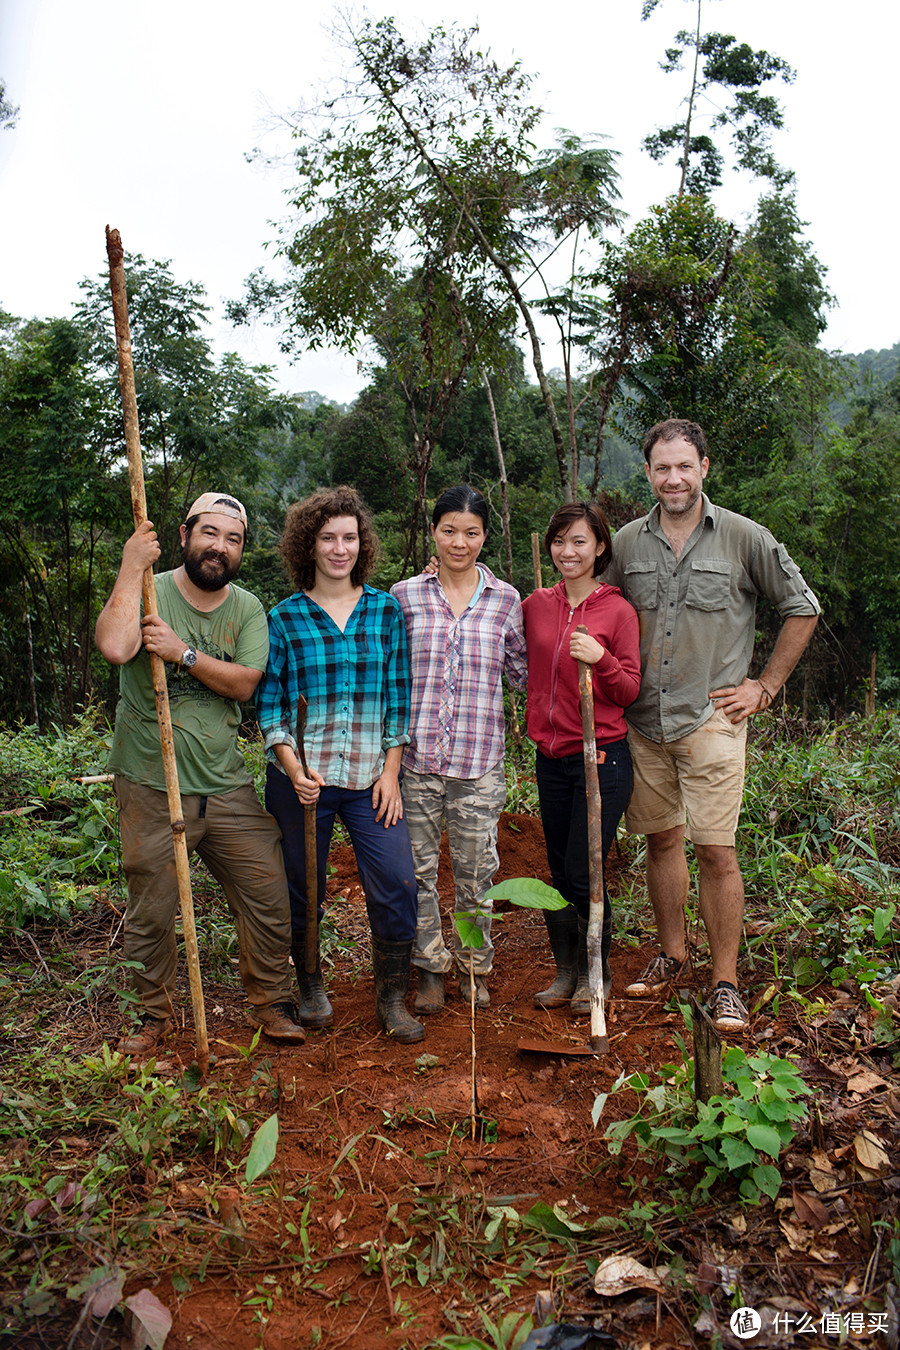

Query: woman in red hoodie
[522,501,641,1014]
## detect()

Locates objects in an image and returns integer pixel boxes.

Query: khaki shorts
[625,709,747,847]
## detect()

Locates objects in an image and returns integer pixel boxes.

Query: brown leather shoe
[117,1014,172,1056]
[249,1002,306,1044]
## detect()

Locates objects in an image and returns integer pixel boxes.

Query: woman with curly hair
[522,501,640,1014]
[257,486,424,1043]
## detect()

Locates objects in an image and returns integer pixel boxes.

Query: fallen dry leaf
[792,1184,829,1229]
[697,1261,718,1295]
[847,1069,887,1094]
[593,1255,670,1296]
[808,1167,841,1194]
[853,1130,890,1172]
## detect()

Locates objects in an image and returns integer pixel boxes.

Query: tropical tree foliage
[0,260,304,725]
[641,0,795,194]
[233,16,623,516]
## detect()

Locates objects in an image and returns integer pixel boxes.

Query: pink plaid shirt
[391,566,527,779]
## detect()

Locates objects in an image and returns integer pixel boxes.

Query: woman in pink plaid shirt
[391,486,527,1013]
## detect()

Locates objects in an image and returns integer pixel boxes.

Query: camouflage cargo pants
[403,763,506,975]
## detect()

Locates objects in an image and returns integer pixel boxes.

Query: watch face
[182,647,198,668]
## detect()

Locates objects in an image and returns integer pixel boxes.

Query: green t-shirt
[107,572,269,796]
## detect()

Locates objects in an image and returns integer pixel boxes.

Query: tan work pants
[115,778,293,1020]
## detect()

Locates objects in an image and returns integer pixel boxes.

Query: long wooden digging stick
[106,226,209,1076]
[575,625,608,1054]
[294,693,319,974]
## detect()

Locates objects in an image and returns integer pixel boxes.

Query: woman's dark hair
[544,501,613,578]
[431,484,489,533]
[279,486,379,591]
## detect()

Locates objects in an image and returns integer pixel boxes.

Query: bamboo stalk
[575,625,608,1054]
[106,226,208,1076]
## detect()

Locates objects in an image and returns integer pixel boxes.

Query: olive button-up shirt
[606,496,820,744]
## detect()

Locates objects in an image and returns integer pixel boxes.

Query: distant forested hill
[850,341,900,386]
[832,340,900,424]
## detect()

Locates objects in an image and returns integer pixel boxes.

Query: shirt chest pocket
[623,560,659,611]
[685,559,732,612]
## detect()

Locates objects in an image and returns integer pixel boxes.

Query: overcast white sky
[1,0,896,403]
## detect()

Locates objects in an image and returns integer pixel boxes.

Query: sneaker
[117,1014,172,1056]
[249,1001,306,1044]
[706,982,749,1033]
[457,972,490,1008]
[624,951,689,998]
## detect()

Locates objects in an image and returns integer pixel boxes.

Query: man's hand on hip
[709,678,773,725]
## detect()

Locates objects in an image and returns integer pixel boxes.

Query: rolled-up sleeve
[257,614,296,753]
[382,603,411,750]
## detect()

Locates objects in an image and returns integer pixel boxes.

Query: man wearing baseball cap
[96,494,305,1054]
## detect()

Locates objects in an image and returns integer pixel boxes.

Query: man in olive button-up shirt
[605,418,819,1033]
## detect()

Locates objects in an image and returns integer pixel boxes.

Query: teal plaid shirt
[257,586,410,790]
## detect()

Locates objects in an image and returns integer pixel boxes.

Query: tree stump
[691,994,723,1103]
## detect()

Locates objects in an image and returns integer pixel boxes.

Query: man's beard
[657,485,702,517]
[182,545,241,592]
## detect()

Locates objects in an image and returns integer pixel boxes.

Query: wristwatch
[180,647,198,669]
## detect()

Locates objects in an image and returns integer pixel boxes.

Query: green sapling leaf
[245,1112,279,1183]
[453,914,485,947]
[483,877,569,909]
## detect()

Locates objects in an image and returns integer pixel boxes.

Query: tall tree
[0,314,118,720]
[235,16,622,503]
[76,256,299,559]
[642,0,795,195]
[0,78,18,132]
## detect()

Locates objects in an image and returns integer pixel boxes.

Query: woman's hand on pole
[292,764,324,805]
[569,630,605,665]
[274,744,325,805]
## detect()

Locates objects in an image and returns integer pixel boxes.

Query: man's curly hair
[279,486,380,591]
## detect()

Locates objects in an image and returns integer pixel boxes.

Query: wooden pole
[575,625,608,1054]
[294,693,319,974]
[530,532,543,592]
[866,652,877,718]
[106,226,209,1076]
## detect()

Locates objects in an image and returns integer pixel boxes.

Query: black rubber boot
[372,938,425,1043]
[415,968,445,1014]
[571,914,612,1015]
[291,934,333,1029]
[533,906,578,1008]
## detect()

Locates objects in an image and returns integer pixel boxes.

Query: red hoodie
[522,581,641,758]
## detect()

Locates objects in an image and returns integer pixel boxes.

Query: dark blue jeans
[535,739,633,928]
[265,766,417,943]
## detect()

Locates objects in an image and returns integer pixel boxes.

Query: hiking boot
[372,938,425,1043]
[117,1014,172,1056]
[291,935,333,1028]
[706,982,749,1033]
[625,951,689,998]
[249,1001,306,1044]
[458,971,490,1008]
[533,906,578,1008]
[415,968,446,1015]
